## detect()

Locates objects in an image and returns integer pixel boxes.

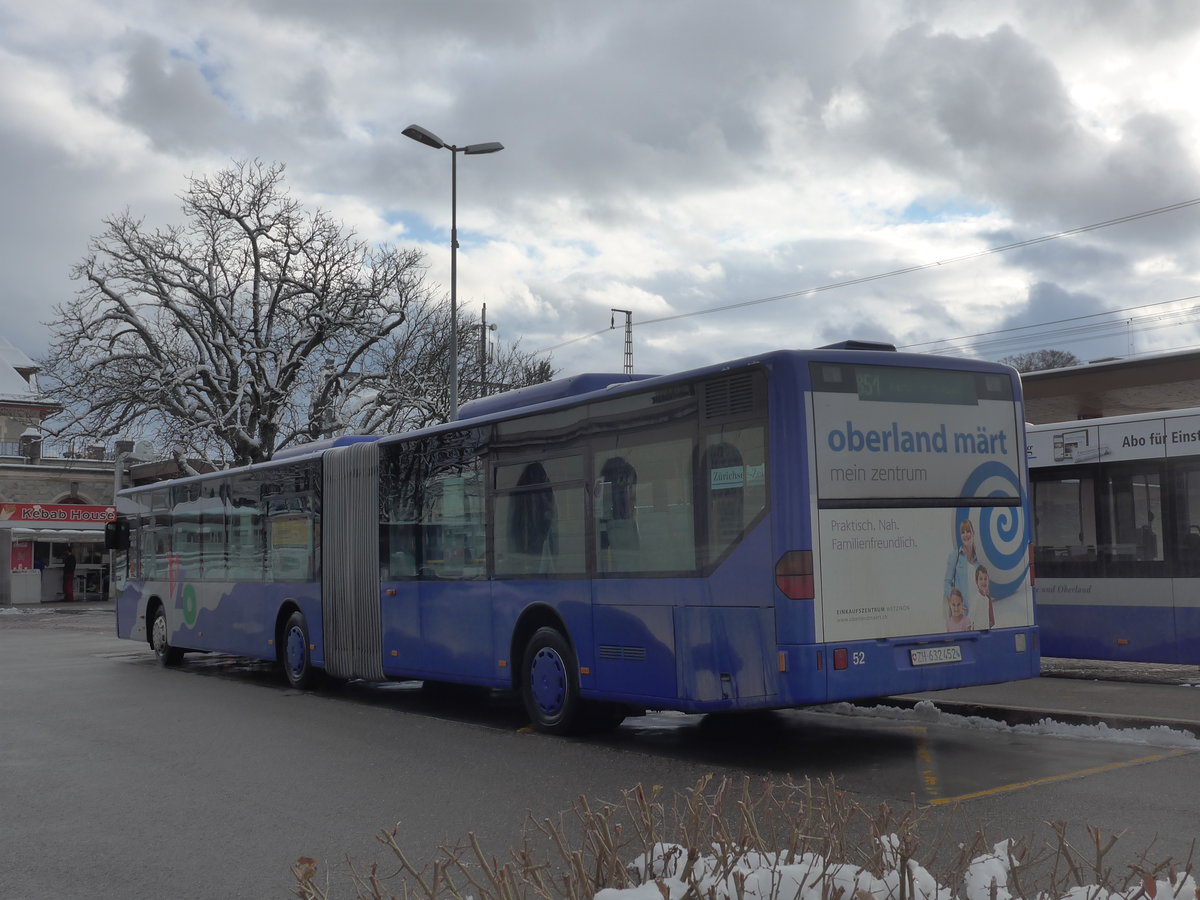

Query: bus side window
[701,426,767,566]
[379,442,422,580]
[591,434,696,575]
[422,470,485,578]
[506,462,557,573]
[597,456,639,571]
[495,456,586,577]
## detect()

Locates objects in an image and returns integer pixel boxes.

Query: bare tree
[314,302,555,436]
[999,349,1082,373]
[42,161,439,465]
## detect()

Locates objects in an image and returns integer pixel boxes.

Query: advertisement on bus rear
[808,363,1033,642]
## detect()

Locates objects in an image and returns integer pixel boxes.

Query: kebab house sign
[0,503,116,529]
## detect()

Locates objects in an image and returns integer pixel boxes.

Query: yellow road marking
[912,727,941,801]
[927,750,1191,806]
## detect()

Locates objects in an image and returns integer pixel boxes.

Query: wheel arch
[273,600,304,666]
[144,594,168,649]
[509,603,575,691]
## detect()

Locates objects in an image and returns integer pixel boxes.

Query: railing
[0,439,122,461]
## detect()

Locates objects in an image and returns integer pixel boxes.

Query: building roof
[1021,348,1200,423]
[0,335,37,375]
[0,336,59,419]
[0,362,32,398]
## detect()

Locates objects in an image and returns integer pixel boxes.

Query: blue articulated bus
[1028,408,1200,663]
[110,343,1038,734]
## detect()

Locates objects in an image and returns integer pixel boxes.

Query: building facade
[0,336,118,604]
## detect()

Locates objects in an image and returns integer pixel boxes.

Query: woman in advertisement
[943,517,983,628]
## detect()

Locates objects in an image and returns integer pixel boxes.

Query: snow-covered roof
[0,335,42,401]
[0,335,37,375]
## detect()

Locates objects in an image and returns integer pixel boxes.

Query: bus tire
[282,610,318,690]
[149,604,184,667]
[521,627,583,735]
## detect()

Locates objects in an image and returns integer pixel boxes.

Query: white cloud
[4,0,1200,375]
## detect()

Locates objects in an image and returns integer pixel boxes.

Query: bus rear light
[833,648,849,670]
[1028,543,1036,586]
[775,551,814,599]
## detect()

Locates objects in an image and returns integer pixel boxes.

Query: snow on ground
[820,698,1200,750]
[596,836,1198,900]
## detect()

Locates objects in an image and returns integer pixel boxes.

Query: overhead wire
[905,293,1200,358]
[530,196,1200,356]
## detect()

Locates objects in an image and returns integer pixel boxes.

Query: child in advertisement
[974,564,996,629]
[945,588,973,632]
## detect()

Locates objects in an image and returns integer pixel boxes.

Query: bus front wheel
[521,627,583,735]
[149,605,183,667]
[282,611,318,690]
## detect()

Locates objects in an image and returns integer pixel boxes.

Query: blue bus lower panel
[117,579,323,665]
[586,627,1040,713]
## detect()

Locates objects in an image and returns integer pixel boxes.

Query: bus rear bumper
[779,627,1041,706]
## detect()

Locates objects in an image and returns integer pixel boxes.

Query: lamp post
[402,123,503,419]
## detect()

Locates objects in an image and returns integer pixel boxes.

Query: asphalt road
[2,605,1198,898]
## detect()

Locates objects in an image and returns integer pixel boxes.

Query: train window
[1033,474,1096,561]
[1031,469,1099,576]
[1170,462,1200,573]
[1098,463,1163,564]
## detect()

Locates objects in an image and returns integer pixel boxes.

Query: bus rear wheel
[149,605,183,667]
[282,610,318,690]
[522,627,584,735]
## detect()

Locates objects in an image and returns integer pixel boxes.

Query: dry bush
[291,775,1195,900]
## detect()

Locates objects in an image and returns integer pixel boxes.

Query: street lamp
[402,123,503,419]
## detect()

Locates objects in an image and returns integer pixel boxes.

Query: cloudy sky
[4,0,1200,379]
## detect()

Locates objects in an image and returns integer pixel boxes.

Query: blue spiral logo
[953,461,1029,600]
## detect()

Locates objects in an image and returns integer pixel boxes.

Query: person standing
[61,548,77,602]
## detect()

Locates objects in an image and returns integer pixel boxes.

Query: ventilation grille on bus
[703,372,758,419]
[598,644,647,661]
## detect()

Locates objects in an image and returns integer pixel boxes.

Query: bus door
[379,431,493,680]
[417,467,493,679]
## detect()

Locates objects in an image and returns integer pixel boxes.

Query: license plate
[910,645,962,666]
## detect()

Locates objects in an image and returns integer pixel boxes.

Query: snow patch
[597,836,1198,900]
[819,699,1200,750]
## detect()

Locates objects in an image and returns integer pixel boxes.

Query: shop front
[0,503,114,605]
